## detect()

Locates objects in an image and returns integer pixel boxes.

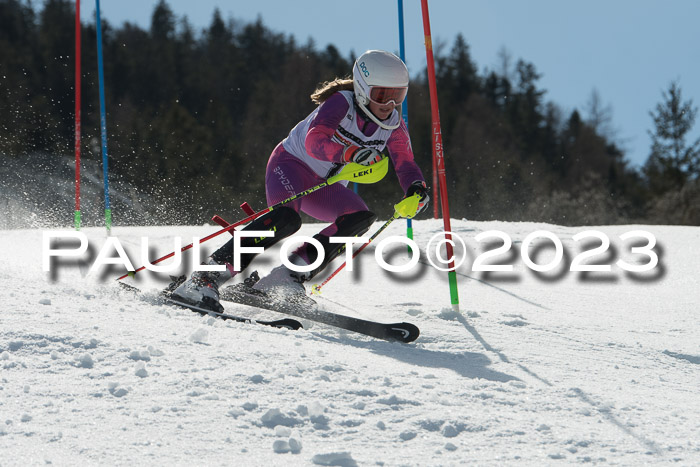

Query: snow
[1,219,699,465]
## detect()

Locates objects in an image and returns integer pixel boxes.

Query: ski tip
[118,281,140,294]
[273,318,304,331]
[389,322,420,343]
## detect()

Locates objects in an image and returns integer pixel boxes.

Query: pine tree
[507,60,545,157]
[644,81,700,194]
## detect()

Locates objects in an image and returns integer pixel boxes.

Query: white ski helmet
[353,50,409,130]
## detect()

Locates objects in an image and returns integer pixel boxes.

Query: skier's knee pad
[245,207,302,242]
[333,210,377,238]
[305,210,377,274]
[211,207,302,269]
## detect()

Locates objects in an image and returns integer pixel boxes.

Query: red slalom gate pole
[420,0,460,311]
[74,0,81,230]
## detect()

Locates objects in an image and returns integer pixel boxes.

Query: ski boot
[169,257,234,313]
[253,253,309,300]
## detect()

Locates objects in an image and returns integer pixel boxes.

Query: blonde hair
[310,77,354,104]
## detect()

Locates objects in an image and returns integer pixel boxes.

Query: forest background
[1,0,699,227]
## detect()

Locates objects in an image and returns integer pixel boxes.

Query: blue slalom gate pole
[397,0,414,248]
[95,0,111,233]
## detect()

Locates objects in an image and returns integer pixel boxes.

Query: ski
[119,275,419,342]
[220,282,420,343]
[166,296,303,330]
[118,279,303,331]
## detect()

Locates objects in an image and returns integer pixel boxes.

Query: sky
[81,0,700,169]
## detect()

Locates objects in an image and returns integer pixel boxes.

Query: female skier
[171,50,430,313]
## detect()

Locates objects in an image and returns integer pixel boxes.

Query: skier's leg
[293,179,376,280]
[254,182,377,294]
[170,207,302,312]
[171,145,313,311]
[211,143,318,271]
[264,144,327,211]
[291,209,377,281]
[210,206,302,271]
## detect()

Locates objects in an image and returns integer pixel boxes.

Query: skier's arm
[386,119,426,193]
[386,121,430,216]
[304,93,352,163]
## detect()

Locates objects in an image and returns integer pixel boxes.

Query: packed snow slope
[1,219,698,466]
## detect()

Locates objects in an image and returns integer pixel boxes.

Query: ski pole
[311,194,421,295]
[117,158,390,281]
[311,213,399,295]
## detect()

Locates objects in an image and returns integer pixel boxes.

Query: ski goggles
[368,86,408,106]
